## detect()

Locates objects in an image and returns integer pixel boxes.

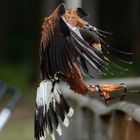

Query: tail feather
[63,115,69,127]
[56,124,62,136]
[48,103,59,130]
[34,81,74,140]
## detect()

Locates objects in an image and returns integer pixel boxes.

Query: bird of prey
[35,3,132,140]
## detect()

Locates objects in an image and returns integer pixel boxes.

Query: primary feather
[40,4,131,80]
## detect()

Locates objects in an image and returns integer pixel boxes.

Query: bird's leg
[89,83,127,103]
[63,64,127,103]
[51,72,63,92]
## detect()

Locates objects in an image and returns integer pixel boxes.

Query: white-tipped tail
[34,80,74,140]
[56,124,62,136]
[67,107,74,117]
[63,115,69,127]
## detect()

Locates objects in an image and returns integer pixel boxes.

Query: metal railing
[0,81,21,131]
[55,77,140,140]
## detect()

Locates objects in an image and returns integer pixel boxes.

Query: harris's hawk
[35,3,132,140]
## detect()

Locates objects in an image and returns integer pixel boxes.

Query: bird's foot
[94,83,127,105]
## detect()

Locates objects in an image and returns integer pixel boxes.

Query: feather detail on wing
[40,3,132,80]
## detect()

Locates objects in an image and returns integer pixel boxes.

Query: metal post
[0,82,21,131]
[65,0,82,8]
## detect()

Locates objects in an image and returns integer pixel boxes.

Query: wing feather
[40,5,131,80]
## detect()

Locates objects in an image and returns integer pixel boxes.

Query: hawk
[35,3,132,140]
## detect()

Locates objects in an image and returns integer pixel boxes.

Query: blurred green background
[0,0,140,139]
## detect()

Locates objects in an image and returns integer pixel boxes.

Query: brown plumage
[35,3,131,140]
[40,3,129,95]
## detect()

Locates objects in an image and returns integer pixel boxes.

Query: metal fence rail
[0,81,21,131]
[87,77,140,88]
[54,77,140,140]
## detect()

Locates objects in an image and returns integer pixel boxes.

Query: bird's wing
[40,3,75,79]
[79,25,133,75]
[40,4,132,80]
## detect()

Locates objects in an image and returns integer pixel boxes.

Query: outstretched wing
[40,3,132,80]
[79,24,133,75]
